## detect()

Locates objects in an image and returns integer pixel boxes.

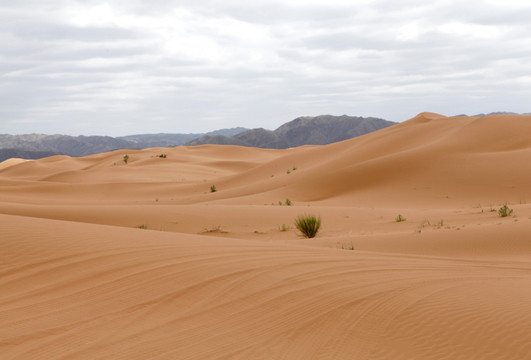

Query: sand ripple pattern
[2,215,530,359]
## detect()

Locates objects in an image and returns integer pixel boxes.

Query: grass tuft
[395,214,406,222]
[279,224,290,232]
[498,204,513,217]
[202,225,226,233]
[294,214,321,238]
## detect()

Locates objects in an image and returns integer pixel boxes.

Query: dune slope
[2,214,530,360]
[1,113,531,359]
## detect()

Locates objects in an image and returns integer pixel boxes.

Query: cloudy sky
[1,0,530,136]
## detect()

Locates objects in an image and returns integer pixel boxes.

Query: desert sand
[1,112,531,359]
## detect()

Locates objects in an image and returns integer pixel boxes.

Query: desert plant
[159,154,167,158]
[279,224,289,232]
[415,219,431,233]
[341,242,354,250]
[285,198,292,206]
[210,185,217,193]
[294,214,321,238]
[395,214,406,222]
[202,225,226,233]
[139,224,148,229]
[123,154,129,164]
[498,204,513,217]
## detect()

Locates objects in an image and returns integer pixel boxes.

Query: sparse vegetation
[498,204,513,217]
[202,225,226,233]
[341,242,355,250]
[294,214,321,238]
[395,214,406,222]
[285,198,292,206]
[210,185,217,193]
[415,219,431,233]
[279,224,290,232]
[159,154,167,158]
[123,154,129,164]
[286,169,291,174]
[139,224,148,229]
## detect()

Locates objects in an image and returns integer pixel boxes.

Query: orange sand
[1,113,531,359]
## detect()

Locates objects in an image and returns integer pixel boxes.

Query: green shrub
[159,154,167,158]
[123,154,129,164]
[294,214,321,238]
[210,185,217,193]
[285,198,292,206]
[395,214,406,222]
[279,224,289,232]
[498,204,513,217]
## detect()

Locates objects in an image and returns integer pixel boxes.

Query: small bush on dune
[123,154,129,164]
[498,204,513,217]
[294,214,321,238]
[279,224,289,232]
[210,185,217,193]
[395,214,406,222]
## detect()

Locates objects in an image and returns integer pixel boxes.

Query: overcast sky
[1,0,530,136]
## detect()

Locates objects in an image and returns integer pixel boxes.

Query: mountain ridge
[186,115,396,148]
[0,127,248,162]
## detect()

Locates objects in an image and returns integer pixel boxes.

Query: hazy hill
[0,128,248,162]
[452,111,531,117]
[0,148,60,161]
[0,134,133,158]
[186,115,396,148]
[118,127,248,148]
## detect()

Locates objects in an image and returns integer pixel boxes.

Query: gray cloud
[1,0,530,136]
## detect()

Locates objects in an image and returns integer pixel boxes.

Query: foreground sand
[1,113,531,359]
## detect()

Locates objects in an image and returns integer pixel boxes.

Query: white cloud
[0,0,530,135]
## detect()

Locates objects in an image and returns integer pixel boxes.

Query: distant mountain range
[186,115,396,148]
[118,127,248,148]
[0,115,397,162]
[452,111,531,117]
[0,128,247,162]
[0,148,59,161]
[3,112,529,163]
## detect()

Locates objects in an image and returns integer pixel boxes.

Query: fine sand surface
[1,113,531,359]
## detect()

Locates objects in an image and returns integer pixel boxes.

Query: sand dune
[1,113,531,359]
[0,158,27,170]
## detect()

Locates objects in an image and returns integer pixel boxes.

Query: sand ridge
[1,113,531,359]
